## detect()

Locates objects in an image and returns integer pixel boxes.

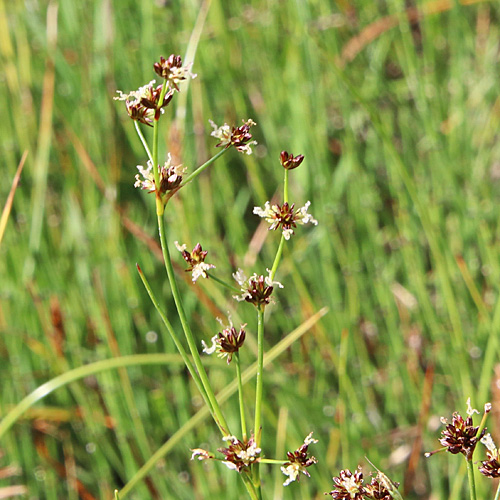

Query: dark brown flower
[202,325,246,364]
[280,151,304,170]
[153,54,196,91]
[439,412,485,460]
[218,435,261,472]
[174,242,215,282]
[364,475,400,500]
[209,119,257,155]
[327,467,365,499]
[253,201,317,240]
[232,269,283,307]
[281,432,318,486]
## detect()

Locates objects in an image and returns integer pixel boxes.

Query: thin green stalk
[181,148,228,185]
[134,121,153,164]
[234,352,247,442]
[269,235,285,281]
[117,308,327,498]
[466,458,477,500]
[206,271,241,293]
[253,306,265,495]
[283,169,289,204]
[152,79,170,217]
[254,307,265,442]
[136,264,215,417]
[157,214,229,434]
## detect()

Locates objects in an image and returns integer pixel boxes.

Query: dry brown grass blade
[0,486,28,499]
[0,151,28,248]
[339,0,490,66]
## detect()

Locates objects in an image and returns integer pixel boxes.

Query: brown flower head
[327,467,365,499]
[209,119,257,155]
[202,325,246,364]
[439,412,485,460]
[232,268,283,307]
[134,154,186,203]
[280,151,305,170]
[218,435,261,472]
[153,54,197,91]
[364,474,400,500]
[281,432,318,486]
[253,201,318,240]
[174,242,215,282]
[479,434,500,478]
[115,80,174,124]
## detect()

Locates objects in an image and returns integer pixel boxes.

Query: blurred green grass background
[2,0,500,498]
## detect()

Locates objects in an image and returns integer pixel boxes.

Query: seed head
[479,434,500,478]
[364,474,400,500]
[280,151,304,170]
[438,411,485,460]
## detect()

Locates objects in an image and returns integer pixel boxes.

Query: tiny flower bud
[280,151,304,170]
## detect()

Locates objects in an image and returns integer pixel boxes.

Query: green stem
[235,352,247,442]
[134,122,153,164]
[269,235,285,281]
[0,354,183,440]
[181,148,228,186]
[157,214,229,434]
[152,79,170,217]
[206,271,241,293]
[466,458,477,500]
[283,169,289,204]
[253,306,265,495]
[136,264,215,414]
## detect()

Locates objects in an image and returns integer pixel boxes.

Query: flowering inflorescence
[209,119,257,155]
[232,268,283,307]
[425,399,490,462]
[202,325,246,364]
[479,433,500,478]
[254,200,318,240]
[191,434,261,473]
[281,432,318,486]
[174,242,215,282]
[153,54,197,91]
[326,468,400,500]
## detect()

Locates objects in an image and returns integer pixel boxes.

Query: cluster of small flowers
[191,432,318,486]
[326,467,401,500]
[426,399,500,479]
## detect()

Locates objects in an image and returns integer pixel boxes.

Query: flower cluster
[280,150,304,170]
[202,325,246,364]
[232,268,283,307]
[115,80,174,125]
[191,435,261,473]
[153,54,197,91]
[326,468,400,500]
[280,432,318,486]
[115,54,195,126]
[209,119,257,155]
[174,242,215,282]
[253,200,317,240]
[134,154,186,201]
[479,433,500,478]
[327,467,365,499]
